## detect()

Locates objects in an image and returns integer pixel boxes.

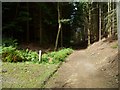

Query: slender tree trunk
[88,3,91,45]
[110,0,112,35]
[95,3,99,42]
[14,3,18,38]
[54,2,61,51]
[83,5,86,42]
[26,2,29,43]
[108,1,110,37]
[99,3,102,41]
[39,6,42,45]
[61,6,63,47]
[117,2,120,56]
[15,3,19,19]
[61,26,63,47]
[112,0,115,36]
[108,0,112,37]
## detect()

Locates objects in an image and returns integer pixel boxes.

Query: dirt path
[45,40,118,88]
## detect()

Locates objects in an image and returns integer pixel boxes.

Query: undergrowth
[1,38,73,63]
[1,46,73,63]
[42,48,73,64]
[1,46,38,62]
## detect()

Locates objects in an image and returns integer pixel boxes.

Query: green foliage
[1,46,39,62]
[0,46,2,55]
[60,19,71,23]
[104,8,117,32]
[1,46,73,64]
[42,48,73,64]
[2,38,18,47]
[2,46,22,62]
[24,49,39,62]
[111,43,118,49]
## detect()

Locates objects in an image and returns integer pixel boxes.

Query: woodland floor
[1,39,119,88]
[2,63,60,88]
[45,39,119,88]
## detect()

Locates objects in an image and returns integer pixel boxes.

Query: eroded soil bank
[45,40,118,88]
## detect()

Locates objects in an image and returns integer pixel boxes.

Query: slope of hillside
[45,39,118,88]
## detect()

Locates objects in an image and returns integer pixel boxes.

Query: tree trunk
[26,2,29,43]
[61,6,63,47]
[99,3,101,41]
[88,3,91,45]
[83,6,87,43]
[54,2,61,51]
[117,1,120,57]
[39,6,42,45]
[61,26,63,47]
[110,0,112,35]
[112,0,115,36]
[108,0,112,37]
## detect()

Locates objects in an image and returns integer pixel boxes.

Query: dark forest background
[2,2,117,50]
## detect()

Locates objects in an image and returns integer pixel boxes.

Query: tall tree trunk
[26,2,29,43]
[61,26,63,47]
[117,2,120,57]
[54,2,61,51]
[108,0,112,37]
[112,0,115,36]
[15,3,19,19]
[61,6,63,47]
[88,3,91,45]
[83,6,87,43]
[110,0,112,35]
[99,3,102,41]
[95,2,99,41]
[39,6,42,45]
[108,1,110,37]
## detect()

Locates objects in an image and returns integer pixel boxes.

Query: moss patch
[2,62,59,88]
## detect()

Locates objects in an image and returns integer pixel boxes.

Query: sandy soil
[45,39,118,88]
